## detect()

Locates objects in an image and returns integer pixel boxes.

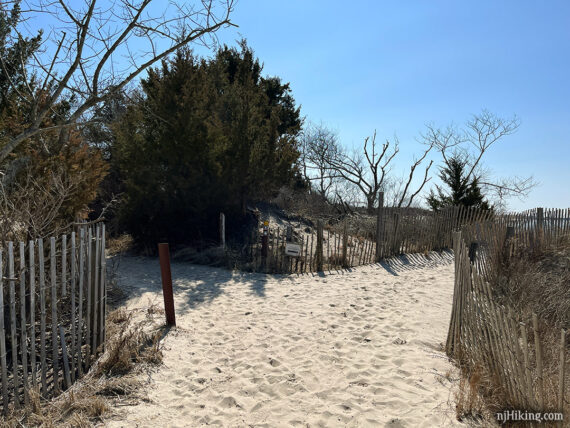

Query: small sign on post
[285,243,301,257]
[158,243,176,326]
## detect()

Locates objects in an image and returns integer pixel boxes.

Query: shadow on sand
[108,255,292,313]
[377,250,454,276]
[108,250,453,312]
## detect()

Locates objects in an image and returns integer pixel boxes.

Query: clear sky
[205,0,570,210]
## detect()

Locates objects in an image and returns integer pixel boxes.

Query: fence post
[342,222,348,267]
[316,220,323,272]
[219,213,225,250]
[158,243,176,326]
[286,225,293,242]
[261,221,269,272]
[375,191,384,261]
[446,231,462,356]
[537,207,544,245]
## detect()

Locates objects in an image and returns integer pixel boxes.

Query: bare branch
[397,144,433,208]
[0,0,236,163]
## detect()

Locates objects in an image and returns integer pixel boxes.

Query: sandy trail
[106,252,461,427]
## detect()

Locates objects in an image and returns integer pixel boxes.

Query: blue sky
[206,0,570,210]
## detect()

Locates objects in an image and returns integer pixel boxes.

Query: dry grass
[493,234,570,422]
[494,234,570,331]
[96,306,164,377]
[0,307,165,427]
[107,234,134,256]
[454,360,515,425]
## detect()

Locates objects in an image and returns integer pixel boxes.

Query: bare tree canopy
[299,122,340,199]
[299,123,434,212]
[0,0,236,162]
[422,109,537,208]
[326,131,398,212]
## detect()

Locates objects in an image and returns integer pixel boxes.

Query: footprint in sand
[219,396,241,408]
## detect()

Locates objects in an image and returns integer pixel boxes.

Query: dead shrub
[96,314,163,377]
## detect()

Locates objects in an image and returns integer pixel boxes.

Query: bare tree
[325,132,433,212]
[299,123,340,199]
[0,0,236,162]
[388,149,434,208]
[324,131,396,212]
[422,109,537,207]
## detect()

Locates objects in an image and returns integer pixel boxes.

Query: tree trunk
[366,194,376,214]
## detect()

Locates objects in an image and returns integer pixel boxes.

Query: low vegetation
[0,307,165,427]
[455,234,570,426]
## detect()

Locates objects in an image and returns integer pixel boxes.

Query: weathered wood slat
[100,224,106,349]
[0,250,9,413]
[77,229,85,376]
[19,242,29,406]
[62,235,67,297]
[50,237,60,394]
[92,225,100,352]
[70,232,77,381]
[38,238,48,396]
[59,326,72,390]
[29,241,37,389]
[8,242,20,408]
[85,227,93,366]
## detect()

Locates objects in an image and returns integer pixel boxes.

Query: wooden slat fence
[446,209,569,420]
[238,204,495,274]
[0,223,106,414]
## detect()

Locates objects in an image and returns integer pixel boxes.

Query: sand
[106,251,462,427]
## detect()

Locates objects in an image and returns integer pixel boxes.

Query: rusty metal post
[158,243,176,326]
[219,213,226,250]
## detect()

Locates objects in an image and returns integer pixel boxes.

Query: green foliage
[427,155,490,211]
[0,1,42,99]
[1,1,42,146]
[113,41,302,246]
[1,2,107,237]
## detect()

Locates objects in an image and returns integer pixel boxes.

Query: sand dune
[106,252,461,427]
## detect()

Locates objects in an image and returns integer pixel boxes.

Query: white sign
[285,243,301,257]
